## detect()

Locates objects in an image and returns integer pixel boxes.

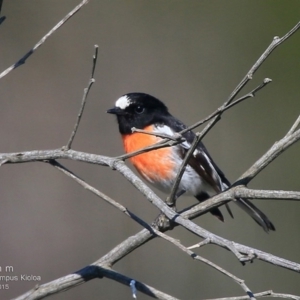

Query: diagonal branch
[14,265,180,300]
[167,134,200,205]
[64,45,98,150]
[205,290,300,300]
[153,230,256,300]
[236,128,300,185]
[180,78,273,136]
[0,0,90,79]
[47,159,155,233]
[224,21,300,106]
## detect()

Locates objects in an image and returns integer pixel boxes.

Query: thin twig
[237,128,300,185]
[167,133,200,205]
[286,114,300,136]
[154,231,256,300]
[47,159,159,235]
[224,22,300,106]
[91,44,98,79]
[0,0,90,79]
[14,265,179,300]
[233,187,300,201]
[184,185,300,225]
[64,45,98,150]
[220,78,272,115]
[179,78,272,136]
[187,238,211,250]
[266,292,300,300]
[205,290,300,300]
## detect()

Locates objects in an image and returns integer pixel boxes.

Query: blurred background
[0,1,300,299]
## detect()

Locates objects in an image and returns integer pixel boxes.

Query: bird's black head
[107,93,170,134]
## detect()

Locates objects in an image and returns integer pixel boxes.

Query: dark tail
[195,192,275,232]
[236,198,275,232]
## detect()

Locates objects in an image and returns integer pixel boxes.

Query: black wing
[163,115,231,221]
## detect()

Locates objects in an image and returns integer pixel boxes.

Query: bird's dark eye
[134,105,145,114]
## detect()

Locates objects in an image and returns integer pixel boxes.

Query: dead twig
[0,0,90,79]
[64,45,98,150]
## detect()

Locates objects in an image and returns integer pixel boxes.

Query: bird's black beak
[107,107,124,115]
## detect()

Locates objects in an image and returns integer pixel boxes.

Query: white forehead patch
[115,95,131,109]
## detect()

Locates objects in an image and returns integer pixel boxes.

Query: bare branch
[187,238,211,250]
[221,78,272,113]
[179,186,300,230]
[167,133,200,205]
[154,231,256,300]
[233,187,300,201]
[286,115,300,136]
[206,290,300,300]
[224,22,300,105]
[47,159,154,229]
[64,45,98,150]
[180,78,272,136]
[14,265,179,300]
[237,128,300,185]
[0,0,90,79]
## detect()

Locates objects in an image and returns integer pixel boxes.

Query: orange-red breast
[107,93,275,232]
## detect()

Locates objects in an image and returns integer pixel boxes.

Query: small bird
[107,93,275,232]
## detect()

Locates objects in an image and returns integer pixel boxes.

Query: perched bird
[107,93,275,232]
